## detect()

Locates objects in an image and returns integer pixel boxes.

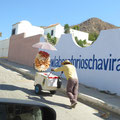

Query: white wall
[70,29,88,41]
[55,24,64,38]
[12,21,90,44]
[12,20,44,37]
[44,24,64,38]
[0,38,9,57]
[44,24,90,42]
[44,26,56,37]
[46,28,120,95]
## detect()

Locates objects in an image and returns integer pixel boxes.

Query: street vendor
[51,60,79,108]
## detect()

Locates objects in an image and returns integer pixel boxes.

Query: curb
[0,61,35,79]
[78,93,120,116]
[0,60,120,116]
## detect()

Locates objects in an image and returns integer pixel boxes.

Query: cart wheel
[50,91,56,94]
[35,84,42,95]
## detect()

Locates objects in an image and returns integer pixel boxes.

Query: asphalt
[0,58,120,116]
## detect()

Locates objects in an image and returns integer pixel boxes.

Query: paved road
[0,64,120,120]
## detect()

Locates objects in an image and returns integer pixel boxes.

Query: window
[11,28,16,35]
[51,30,54,36]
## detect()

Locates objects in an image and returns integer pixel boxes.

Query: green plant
[75,36,78,42]
[89,32,99,43]
[77,40,84,47]
[83,39,87,44]
[75,37,87,47]
[72,25,80,30]
[64,24,70,33]
[50,37,57,45]
[47,33,51,40]
[47,33,57,45]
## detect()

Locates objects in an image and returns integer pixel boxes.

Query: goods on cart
[34,51,50,71]
[34,72,62,95]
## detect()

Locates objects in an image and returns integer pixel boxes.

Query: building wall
[8,33,40,67]
[12,20,90,44]
[44,24,89,41]
[0,38,9,57]
[48,29,120,95]
[12,20,44,38]
[55,24,64,38]
[44,27,56,37]
[70,29,89,42]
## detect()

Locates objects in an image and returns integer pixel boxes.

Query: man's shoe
[71,102,77,108]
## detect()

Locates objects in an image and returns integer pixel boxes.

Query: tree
[72,25,80,30]
[64,24,70,33]
[0,32,2,37]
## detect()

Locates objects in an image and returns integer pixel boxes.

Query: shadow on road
[0,84,35,96]
[28,95,71,109]
[0,84,70,109]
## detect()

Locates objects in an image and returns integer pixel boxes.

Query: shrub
[47,33,51,40]
[64,24,70,33]
[83,39,87,44]
[75,36,78,42]
[77,40,84,47]
[75,37,87,47]
[89,32,99,42]
[47,33,57,45]
[72,25,80,30]
[50,37,57,45]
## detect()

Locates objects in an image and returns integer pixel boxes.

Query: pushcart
[34,72,62,95]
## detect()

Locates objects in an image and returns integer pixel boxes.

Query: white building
[0,38,9,57]
[44,23,92,44]
[44,23,64,38]
[70,29,89,43]
[12,20,44,37]
[11,20,91,44]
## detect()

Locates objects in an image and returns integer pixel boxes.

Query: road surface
[0,64,120,120]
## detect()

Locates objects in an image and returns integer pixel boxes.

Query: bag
[57,77,62,88]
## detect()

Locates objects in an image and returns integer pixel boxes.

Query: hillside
[71,17,119,34]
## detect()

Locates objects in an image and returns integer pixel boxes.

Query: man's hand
[51,68,54,71]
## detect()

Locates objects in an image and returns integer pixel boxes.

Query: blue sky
[0,0,120,40]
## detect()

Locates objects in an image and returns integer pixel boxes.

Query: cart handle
[48,71,63,78]
[60,71,63,77]
[47,71,52,78]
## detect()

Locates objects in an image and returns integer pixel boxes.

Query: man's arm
[51,66,64,72]
[51,68,54,71]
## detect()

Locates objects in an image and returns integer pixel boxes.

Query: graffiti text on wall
[50,54,120,71]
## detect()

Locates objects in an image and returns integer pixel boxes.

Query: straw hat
[61,60,72,65]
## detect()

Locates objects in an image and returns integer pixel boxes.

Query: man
[51,60,79,108]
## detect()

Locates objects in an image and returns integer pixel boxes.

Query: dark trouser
[67,78,78,104]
